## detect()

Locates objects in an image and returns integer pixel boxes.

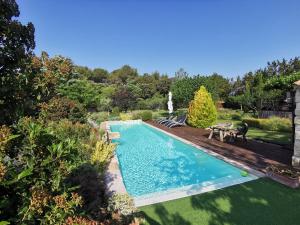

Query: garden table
[208,123,233,142]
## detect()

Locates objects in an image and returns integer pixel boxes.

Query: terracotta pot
[266,170,300,188]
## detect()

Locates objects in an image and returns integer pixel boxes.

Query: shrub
[187,86,217,128]
[217,109,243,121]
[137,94,166,110]
[90,141,115,171]
[107,193,136,216]
[0,118,87,224]
[39,97,86,123]
[231,113,242,120]
[242,116,292,132]
[89,112,109,124]
[48,119,91,142]
[111,107,120,116]
[119,113,133,121]
[133,111,152,121]
[65,164,107,218]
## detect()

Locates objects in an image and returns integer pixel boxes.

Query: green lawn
[140,179,300,225]
[217,119,292,145]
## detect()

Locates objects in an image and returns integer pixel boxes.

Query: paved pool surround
[104,120,263,207]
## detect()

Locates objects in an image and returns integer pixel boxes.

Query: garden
[1,1,300,225]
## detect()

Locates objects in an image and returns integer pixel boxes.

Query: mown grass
[217,118,292,145]
[140,178,300,225]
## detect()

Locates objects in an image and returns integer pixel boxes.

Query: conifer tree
[187,86,217,128]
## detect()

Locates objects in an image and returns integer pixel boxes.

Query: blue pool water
[111,123,248,197]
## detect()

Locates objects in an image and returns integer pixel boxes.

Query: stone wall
[293,86,300,167]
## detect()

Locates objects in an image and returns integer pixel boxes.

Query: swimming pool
[111,122,257,199]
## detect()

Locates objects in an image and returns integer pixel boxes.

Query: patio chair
[165,115,187,128]
[230,123,248,142]
[156,115,175,124]
[158,116,177,124]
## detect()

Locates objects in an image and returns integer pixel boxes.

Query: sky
[17,0,300,78]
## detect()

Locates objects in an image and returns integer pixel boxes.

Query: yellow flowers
[187,86,217,128]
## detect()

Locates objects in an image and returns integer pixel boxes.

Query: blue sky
[18,0,300,77]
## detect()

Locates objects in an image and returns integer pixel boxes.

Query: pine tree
[187,86,217,128]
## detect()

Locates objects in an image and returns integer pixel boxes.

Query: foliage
[108,194,136,216]
[90,141,115,171]
[47,119,92,144]
[187,86,217,128]
[0,0,35,124]
[119,113,133,121]
[171,76,206,108]
[109,65,138,84]
[133,111,153,121]
[227,57,300,113]
[89,112,109,124]
[58,79,103,110]
[242,116,292,132]
[88,68,109,83]
[137,94,166,110]
[39,97,87,123]
[265,72,300,91]
[0,118,86,223]
[171,74,230,108]
[218,109,243,121]
[111,86,137,111]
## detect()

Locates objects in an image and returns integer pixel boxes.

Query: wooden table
[208,123,233,142]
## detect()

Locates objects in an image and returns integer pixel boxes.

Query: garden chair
[165,115,187,128]
[156,115,175,124]
[159,115,177,125]
[230,122,248,142]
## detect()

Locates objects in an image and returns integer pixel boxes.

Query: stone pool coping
[104,120,264,207]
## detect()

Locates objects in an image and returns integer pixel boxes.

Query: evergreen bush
[187,86,217,128]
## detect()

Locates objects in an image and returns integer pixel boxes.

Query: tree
[108,65,138,84]
[187,86,217,128]
[89,68,109,83]
[156,74,171,96]
[174,68,188,80]
[111,85,137,111]
[58,79,103,110]
[0,0,35,124]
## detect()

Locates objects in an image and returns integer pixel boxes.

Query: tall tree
[174,68,188,80]
[0,0,35,124]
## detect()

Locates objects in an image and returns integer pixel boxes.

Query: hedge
[242,116,292,132]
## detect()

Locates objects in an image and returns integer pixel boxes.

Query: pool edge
[105,120,265,207]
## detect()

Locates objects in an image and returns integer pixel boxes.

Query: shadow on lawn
[190,179,299,225]
[141,205,191,225]
[142,179,300,225]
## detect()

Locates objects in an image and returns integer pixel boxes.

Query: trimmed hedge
[242,116,292,132]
